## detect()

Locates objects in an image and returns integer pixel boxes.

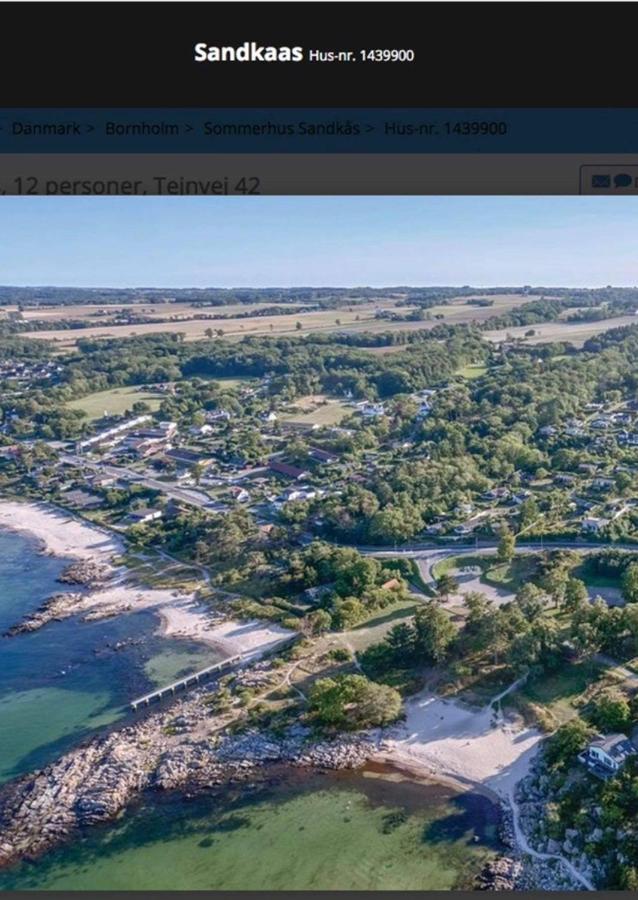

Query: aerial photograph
[2,195,638,891]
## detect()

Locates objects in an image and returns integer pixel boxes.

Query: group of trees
[308,673,402,730]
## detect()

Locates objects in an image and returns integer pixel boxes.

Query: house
[77,414,152,451]
[205,409,231,422]
[190,424,214,436]
[581,516,610,533]
[578,734,636,777]
[358,401,386,418]
[538,425,557,437]
[63,488,103,510]
[128,507,163,524]
[261,411,278,424]
[0,444,21,460]
[483,486,510,501]
[592,477,615,490]
[165,448,212,469]
[268,459,308,480]
[229,487,250,503]
[308,447,339,465]
[127,437,166,459]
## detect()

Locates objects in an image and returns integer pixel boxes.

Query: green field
[509,661,603,729]
[282,400,351,427]
[196,375,258,389]
[67,387,163,421]
[455,364,488,380]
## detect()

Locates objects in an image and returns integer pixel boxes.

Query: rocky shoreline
[0,659,379,871]
[514,758,607,889]
[2,560,113,637]
[57,559,112,588]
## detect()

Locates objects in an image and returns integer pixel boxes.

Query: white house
[129,507,163,525]
[581,516,610,533]
[578,734,636,776]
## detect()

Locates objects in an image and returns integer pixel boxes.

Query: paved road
[63,454,224,512]
[361,539,638,581]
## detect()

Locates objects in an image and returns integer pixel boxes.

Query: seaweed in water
[381,810,408,834]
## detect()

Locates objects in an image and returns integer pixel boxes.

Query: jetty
[130,653,242,711]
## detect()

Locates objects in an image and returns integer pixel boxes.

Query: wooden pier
[130,653,242,711]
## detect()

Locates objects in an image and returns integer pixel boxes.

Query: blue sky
[0,196,636,288]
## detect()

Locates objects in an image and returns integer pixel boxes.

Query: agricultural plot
[66,386,163,421]
[485,314,638,346]
[21,294,535,347]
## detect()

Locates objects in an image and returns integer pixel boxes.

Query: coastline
[375,690,542,802]
[0,498,584,889]
[0,497,294,657]
[0,499,123,564]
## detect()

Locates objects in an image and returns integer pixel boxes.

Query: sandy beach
[0,499,294,660]
[0,500,122,563]
[377,690,542,801]
[160,602,295,659]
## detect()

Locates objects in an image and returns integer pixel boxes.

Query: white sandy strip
[0,500,122,563]
[160,602,295,659]
[377,691,542,800]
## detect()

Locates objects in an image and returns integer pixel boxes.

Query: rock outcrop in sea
[0,667,379,870]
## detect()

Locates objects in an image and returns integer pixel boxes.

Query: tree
[563,577,589,613]
[204,328,214,339]
[308,674,402,730]
[332,597,366,630]
[190,461,206,485]
[544,719,593,771]
[516,583,547,620]
[435,573,458,603]
[622,563,638,603]
[497,526,516,562]
[519,497,540,530]
[385,622,417,664]
[413,601,456,663]
[587,690,631,734]
[305,609,332,635]
[540,567,568,608]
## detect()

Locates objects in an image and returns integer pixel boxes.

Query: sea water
[0,767,502,890]
[0,528,224,782]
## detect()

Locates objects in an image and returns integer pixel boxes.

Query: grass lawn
[510,661,604,729]
[345,599,419,652]
[67,386,163,421]
[572,561,621,591]
[455,363,488,380]
[432,553,538,593]
[281,399,351,426]
[194,375,258,389]
[448,664,516,707]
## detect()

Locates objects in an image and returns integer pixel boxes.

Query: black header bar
[3,2,638,108]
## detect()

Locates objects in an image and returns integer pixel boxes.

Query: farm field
[20,294,535,347]
[485,314,638,346]
[66,386,164,421]
[281,397,351,426]
[1,301,308,321]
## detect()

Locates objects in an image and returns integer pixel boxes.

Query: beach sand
[0,500,122,563]
[377,691,542,800]
[0,499,294,659]
[160,602,295,659]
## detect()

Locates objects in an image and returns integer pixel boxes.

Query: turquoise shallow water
[0,767,502,891]
[0,529,224,783]
[0,530,503,891]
